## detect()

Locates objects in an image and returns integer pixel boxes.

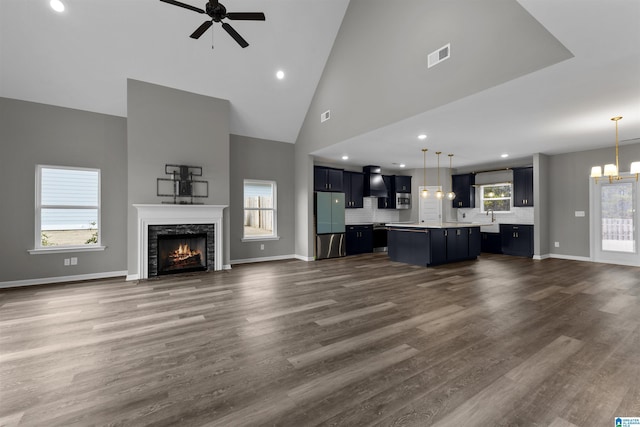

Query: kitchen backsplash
[456,206,534,224]
[345,197,400,224]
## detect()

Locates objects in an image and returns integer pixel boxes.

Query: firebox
[157,233,207,275]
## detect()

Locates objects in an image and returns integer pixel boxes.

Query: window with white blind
[243,180,277,240]
[34,165,101,250]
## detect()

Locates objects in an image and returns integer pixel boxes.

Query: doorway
[590,178,639,266]
[418,186,442,224]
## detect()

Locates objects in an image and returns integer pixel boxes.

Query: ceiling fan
[160,0,265,48]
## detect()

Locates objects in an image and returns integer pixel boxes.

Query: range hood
[363,165,388,197]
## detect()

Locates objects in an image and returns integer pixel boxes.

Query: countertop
[385,222,491,229]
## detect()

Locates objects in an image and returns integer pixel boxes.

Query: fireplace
[148,223,215,277]
[157,233,207,275]
[133,204,225,280]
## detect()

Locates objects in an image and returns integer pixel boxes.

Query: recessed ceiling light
[501,153,509,158]
[399,164,406,168]
[418,134,427,140]
[341,155,349,160]
[50,0,65,12]
[276,70,285,80]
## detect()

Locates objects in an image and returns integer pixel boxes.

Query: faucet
[486,208,496,223]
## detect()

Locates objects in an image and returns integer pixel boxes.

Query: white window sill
[28,246,106,255]
[241,236,280,243]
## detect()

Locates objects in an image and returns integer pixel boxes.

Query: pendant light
[447,154,456,200]
[420,148,429,198]
[590,116,640,183]
[435,152,444,199]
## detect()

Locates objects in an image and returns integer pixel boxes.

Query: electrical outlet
[64,258,70,266]
[70,257,78,265]
[260,244,264,250]
[554,242,560,248]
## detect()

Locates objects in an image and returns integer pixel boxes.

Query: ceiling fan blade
[190,20,213,39]
[222,22,249,48]
[160,0,205,14]
[226,12,265,21]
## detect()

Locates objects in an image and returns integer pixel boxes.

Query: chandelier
[421,149,456,199]
[590,116,640,183]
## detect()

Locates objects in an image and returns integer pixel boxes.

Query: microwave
[396,193,411,209]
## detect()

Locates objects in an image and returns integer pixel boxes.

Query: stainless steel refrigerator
[315,192,346,259]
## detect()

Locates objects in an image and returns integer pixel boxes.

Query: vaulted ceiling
[0,0,349,143]
[1,0,639,169]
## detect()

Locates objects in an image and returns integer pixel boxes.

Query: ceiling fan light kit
[160,0,265,48]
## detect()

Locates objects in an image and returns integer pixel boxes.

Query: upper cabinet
[513,167,534,207]
[394,175,412,193]
[343,171,364,208]
[451,173,475,208]
[378,175,412,209]
[314,166,343,192]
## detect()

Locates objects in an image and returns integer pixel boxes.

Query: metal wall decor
[157,164,209,204]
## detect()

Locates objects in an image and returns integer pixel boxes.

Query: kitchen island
[386,222,485,267]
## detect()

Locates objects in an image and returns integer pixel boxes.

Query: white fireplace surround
[133,204,226,280]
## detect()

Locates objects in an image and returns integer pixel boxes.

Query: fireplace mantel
[133,204,226,280]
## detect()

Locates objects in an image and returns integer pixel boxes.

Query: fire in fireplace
[157,233,207,275]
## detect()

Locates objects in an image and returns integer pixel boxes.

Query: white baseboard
[126,274,140,281]
[294,254,314,262]
[223,264,232,270]
[231,254,296,265]
[533,254,551,260]
[0,270,128,289]
[548,253,592,262]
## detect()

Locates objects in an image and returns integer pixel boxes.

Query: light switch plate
[575,211,585,217]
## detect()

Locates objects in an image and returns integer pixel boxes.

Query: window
[480,183,512,213]
[35,165,101,249]
[243,180,277,240]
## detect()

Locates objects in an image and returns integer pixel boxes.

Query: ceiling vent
[428,43,450,68]
[321,110,331,123]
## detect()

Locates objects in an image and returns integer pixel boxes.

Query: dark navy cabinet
[446,228,470,261]
[468,227,482,258]
[500,224,534,257]
[314,166,343,192]
[378,175,412,209]
[343,171,364,208]
[346,225,373,255]
[481,232,502,253]
[513,167,534,207]
[452,173,475,208]
[394,175,412,193]
[388,226,481,267]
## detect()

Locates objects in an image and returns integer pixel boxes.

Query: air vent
[321,110,331,123]
[427,43,450,68]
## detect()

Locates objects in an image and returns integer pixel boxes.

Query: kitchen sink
[481,224,500,233]
[472,222,499,233]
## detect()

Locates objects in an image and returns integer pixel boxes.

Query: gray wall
[230,135,295,262]
[548,142,640,258]
[534,153,550,257]
[0,97,127,282]
[127,80,230,276]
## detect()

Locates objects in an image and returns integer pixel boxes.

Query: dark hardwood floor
[1,253,639,426]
